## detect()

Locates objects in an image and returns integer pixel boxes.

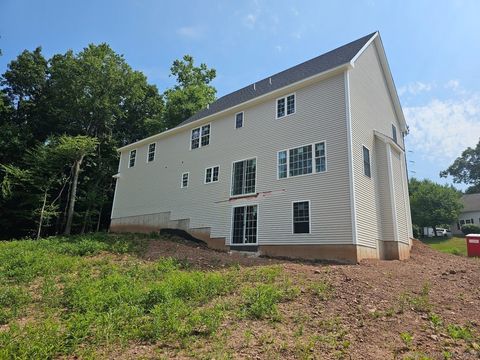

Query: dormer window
[276,93,295,118]
[191,124,211,150]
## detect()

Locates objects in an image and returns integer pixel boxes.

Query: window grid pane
[278,151,287,178]
[293,201,310,234]
[363,146,371,177]
[212,166,219,182]
[289,145,312,177]
[244,159,256,194]
[232,207,245,244]
[235,113,244,128]
[315,142,326,172]
[232,159,256,195]
[182,173,189,188]
[392,124,397,143]
[232,161,244,195]
[245,205,257,243]
[287,94,295,115]
[148,143,155,162]
[129,150,136,168]
[191,128,200,149]
[277,98,285,118]
[201,124,210,146]
[205,168,212,183]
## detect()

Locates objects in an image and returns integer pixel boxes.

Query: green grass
[0,233,298,359]
[420,236,467,256]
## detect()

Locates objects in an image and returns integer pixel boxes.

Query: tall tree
[440,140,480,194]
[409,178,463,233]
[163,55,216,129]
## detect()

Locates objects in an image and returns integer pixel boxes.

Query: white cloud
[405,93,480,162]
[176,26,203,39]
[445,79,460,91]
[398,81,433,96]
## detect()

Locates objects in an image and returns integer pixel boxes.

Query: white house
[110,32,413,263]
[452,193,480,235]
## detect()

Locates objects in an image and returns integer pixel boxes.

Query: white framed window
[276,93,295,118]
[205,165,220,184]
[392,124,398,144]
[293,201,310,234]
[231,204,258,245]
[128,149,136,168]
[231,158,256,196]
[181,172,189,188]
[363,146,371,178]
[277,141,326,179]
[147,143,156,162]
[190,124,211,150]
[235,112,244,129]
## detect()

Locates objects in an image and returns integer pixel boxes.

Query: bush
[461,224,480,235]
[412,224,421,239]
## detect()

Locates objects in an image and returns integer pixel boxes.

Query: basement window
[363,146,371,178]
[181,172,189,188]
[205,166,219,184]
[293,201,310,234]
[231,158,256,196]
[128,149,136,168]
[147,143,156,162]
[190,124,211,149]
[276,93,295,118]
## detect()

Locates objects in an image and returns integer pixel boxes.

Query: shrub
[461,224,480,235]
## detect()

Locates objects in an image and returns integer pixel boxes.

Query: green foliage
[461,224,480,235]
[240,284,284,320]
[421,236,467,256]
[400,331,414,347]
[398,283,432,313]
[309,280,333,300]
[447,324,473,340]
[409,178,463,230]
[441,140,480,190]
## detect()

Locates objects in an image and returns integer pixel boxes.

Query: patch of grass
[240,284,284,320]
[446,324,473,341]
[400,331,414,348]
[308,280,333,300]
[421,236,467,256]
[399,283,432,313]
[0,285,31,324]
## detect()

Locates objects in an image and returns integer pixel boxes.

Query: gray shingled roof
[461,193,480,212]
[176,32,376,128]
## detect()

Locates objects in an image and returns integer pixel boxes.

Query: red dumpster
[466,234,480,257]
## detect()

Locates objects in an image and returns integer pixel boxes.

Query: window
[392,124,398,144]
[276,93,295,118]
[181,172,189,188]
[363,146,371,178]
[277,142,326,179]
[460,220,465,225]
[205,166,220,184]
[147,143,156,162]
[231,158,256,196]
[129,149,136,168]
[232,205,257,244]
[235,112,244,129]
[191,124,211,149]
[293,201,310,234]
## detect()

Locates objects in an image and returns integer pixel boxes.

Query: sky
[1,0,479,190]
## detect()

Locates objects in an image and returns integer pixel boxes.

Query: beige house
[452,193,480,235]
[110,32,413,263]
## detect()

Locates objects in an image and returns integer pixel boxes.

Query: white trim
[373,130,404,153]
[292,200,311,235]
[204,165,220,184]
[349,31,379,65]
[110,153,122,219]
[230,203,259,246]
[146,142,156,163]
[128,149,137,168]
[386,143,398,242]
[362,144,372,178]
[180,172,190,189]
[234,111,244,129]
[275,92,296,119]
[344,70,358,246]
[117,63,351,152]
[189,123,211,151]
[276,141,327,180]
[230,156,258,198]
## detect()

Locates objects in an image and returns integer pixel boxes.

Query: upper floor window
[363,146,371,178]
[128,149,136,168]
[181,172,189,188]
[276,93,295,118]
[191,124,211,149]
[231,158,256,196]
[392,124,398,144]
[277,142,327,179]
[235,112,244,129]
[205,166,219,184]
[147,143,156,162]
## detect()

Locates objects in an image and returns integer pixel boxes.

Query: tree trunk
[96,204,103,232]
[37,190,48,240]
[81,206,90,234]
[64,157,84,235]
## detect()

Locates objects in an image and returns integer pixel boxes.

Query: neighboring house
[110,32,413,263]
[452,193,480,235]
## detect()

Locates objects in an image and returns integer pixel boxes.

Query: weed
[309,280,332,300]
[400,331,414,348]
[428,312,443,330]
[447,324,472,341]
[398,283,431,313]
[240,284,283,320]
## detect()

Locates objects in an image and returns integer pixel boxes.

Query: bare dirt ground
[138,236,480,359]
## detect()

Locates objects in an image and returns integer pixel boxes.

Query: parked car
[435,228,452,237]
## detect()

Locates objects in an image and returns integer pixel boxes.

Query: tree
[163,55,216,129]
[440,140,480,194]
[409,178,463,234]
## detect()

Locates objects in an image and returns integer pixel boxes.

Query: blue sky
[1,0,479,189]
